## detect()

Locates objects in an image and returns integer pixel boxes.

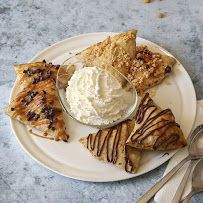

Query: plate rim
[9,32,197,182]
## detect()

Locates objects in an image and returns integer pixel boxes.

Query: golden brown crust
[77,30,137,85]
[14,62,60,90]
[4,79,68,142]
[127,46,176,92]
[79,119,142,173]
[126,93,187,150]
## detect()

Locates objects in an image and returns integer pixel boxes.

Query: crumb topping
[127,46,174,91]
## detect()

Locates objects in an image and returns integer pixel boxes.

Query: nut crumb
[69,52,72,54]
[157,12,163,18]
[157,26,160,28]
[166,81,171,85]
[143,0,150,3]
[138,90,146,97]
[148,90,156,98]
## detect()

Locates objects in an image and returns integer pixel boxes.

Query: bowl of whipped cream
[56,55,138,129]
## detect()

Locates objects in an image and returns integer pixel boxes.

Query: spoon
[172,125,203,203]
[135,124,203,203]
[182,159,203,203]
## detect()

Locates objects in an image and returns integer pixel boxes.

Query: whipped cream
[66,66,132,125]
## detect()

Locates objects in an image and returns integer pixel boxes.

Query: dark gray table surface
[0,0,202,202]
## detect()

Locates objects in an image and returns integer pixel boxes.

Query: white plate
[10,32,196,182]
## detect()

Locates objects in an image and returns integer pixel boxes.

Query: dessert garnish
[66,66,134,125]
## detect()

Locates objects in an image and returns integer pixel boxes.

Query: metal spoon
[182,159,203,203]
[172,125,203,203]
[171,159,197,203]
[135,124,203,203]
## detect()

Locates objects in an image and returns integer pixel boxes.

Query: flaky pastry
[127,46,176,92]
[79,119,142,173]
[126,93,187,150]
[4,79,68,142]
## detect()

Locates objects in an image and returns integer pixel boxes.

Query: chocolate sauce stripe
[132,93,181,149]
[131,109,172,142]
[87,120,135,172]
[97,128,113,156]
[155,133,180,150]
[133,120,170,142]
[106,125,121,164]
[124,120,133,173]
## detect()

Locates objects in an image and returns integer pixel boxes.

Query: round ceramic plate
[10,32,196,182]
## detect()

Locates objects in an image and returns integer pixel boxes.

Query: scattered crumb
[157,12,163,18]
[157,26,160,28]
[138,91,144,97]
[164,12,167,14]
[158,8,161,10]
[69,52,72,54]
[166,81,171,85]
[155,86,159,91]
[143,0,150,3]
[148,90,156,98]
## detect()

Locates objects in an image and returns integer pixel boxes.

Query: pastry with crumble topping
[127,46,176,92]
[77,30,137,86]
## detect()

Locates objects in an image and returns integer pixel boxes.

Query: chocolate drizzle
[131,93,181,150]
[124,121,133,173]
[158,152,169,159]
[87,120,133,173]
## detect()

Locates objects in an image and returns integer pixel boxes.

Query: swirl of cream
[66,66,130,125]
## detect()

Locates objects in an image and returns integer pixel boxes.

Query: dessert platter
[4,31,196,181]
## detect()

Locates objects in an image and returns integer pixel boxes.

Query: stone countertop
[0,0,202,202]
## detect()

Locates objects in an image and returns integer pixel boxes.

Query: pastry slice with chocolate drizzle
[4,79,68,142]
[126,93,187,150]
[14,60,61,90]
[79,119,142,173]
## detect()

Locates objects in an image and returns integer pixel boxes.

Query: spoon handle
[171,159,196,203]
[182,189,203,203]
[181,189,196,203]
[135,156,190,203]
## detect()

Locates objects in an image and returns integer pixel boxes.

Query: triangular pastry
[14,60,60,90]
[79,119,142,173]
[127,46,176,92]
[78,30,137,58]
[126,93,187,150]
[77,30,137,85]
[4,79,68,142]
